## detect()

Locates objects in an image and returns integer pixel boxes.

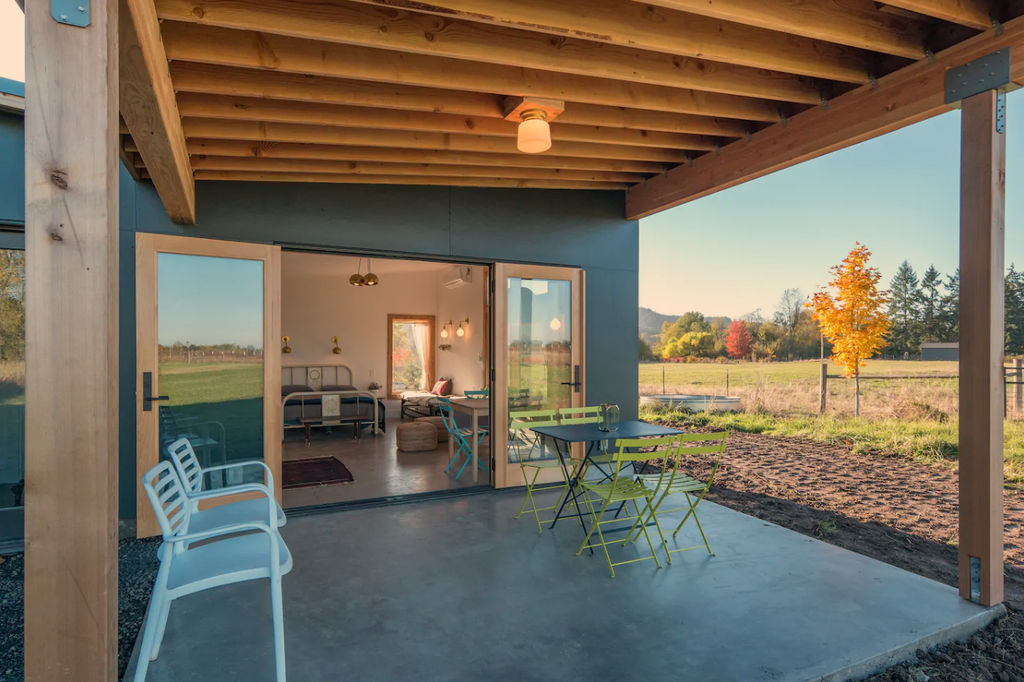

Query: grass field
[641,359,961,418]
[639,359,1024,485]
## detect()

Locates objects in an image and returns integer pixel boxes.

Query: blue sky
[641,90,1024,319]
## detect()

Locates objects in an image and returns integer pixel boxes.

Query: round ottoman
[415,416,449,443]
[396,421,438,452]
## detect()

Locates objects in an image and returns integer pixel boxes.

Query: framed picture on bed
[322,394,341,418]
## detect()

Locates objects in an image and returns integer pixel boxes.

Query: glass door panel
[157,254,265,488]
[136,234,280,538]
[493,265,583,489]
[0,249,25,546]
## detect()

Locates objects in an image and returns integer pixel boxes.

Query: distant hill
[639,307,677,341]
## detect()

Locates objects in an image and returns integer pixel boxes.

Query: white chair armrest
[173,521,277,547]
[203,459,275,491]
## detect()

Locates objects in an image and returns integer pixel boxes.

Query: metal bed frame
[281,365,380,440]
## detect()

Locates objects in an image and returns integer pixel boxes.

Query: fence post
[1015,359,1023,419]
[662,364,665,395]
[819,362,827,414]
[726,369,730,396]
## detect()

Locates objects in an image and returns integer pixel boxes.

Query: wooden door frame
[135,233,281,538]
[492,264,585,489]
[386,314,436,399]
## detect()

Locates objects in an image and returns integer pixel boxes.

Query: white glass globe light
[550,317,562,331]
[517,113,551,154]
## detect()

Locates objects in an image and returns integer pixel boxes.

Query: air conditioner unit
[444,266,473,289]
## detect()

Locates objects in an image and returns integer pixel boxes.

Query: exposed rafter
[882,0,993,30]
[188,170,630,190]
[154,0,869,83]
[120,0,195,224]
[174,94,717,150]
[180,118,702,161]
[626,14,1024,218]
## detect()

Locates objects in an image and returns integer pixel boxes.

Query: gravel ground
[0,537,159,682]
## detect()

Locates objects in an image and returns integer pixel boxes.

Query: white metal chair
[167,437,286,534]
[136,461,292,682]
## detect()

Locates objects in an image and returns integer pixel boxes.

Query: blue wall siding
[130,171,641,519]
[0,112,25,226]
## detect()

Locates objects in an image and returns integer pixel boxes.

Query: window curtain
[411,323,430,390]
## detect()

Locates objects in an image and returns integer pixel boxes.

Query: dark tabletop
[530,420,685,443]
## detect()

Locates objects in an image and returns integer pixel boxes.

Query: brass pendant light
[350,258,379,287]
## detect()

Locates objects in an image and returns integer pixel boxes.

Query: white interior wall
[281,254,485,401]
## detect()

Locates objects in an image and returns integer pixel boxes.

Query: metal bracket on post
[52,0,90,27]
[997,91,1006,134]
[970,556,982,603]
[944,48,1014,107]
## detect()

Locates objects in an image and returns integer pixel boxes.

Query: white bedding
[400,390,439,406]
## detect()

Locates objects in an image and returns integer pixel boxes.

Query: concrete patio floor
[125,489,1001,682]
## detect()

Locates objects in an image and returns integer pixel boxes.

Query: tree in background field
[940,268,960,342]
[887,260,923,356]
[809,243,891,416]
[725,320,753,359]
[0,251,25,363]
[920,265,944,343]
[1006,264,1024,355]
[772,288,805,359]
[639,335,655,361]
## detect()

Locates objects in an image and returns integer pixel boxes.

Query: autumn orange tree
[808,243,891,416]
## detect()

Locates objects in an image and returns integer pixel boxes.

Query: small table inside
[449,397,490,483]
[299,415,363,444]
[529,421,686,532]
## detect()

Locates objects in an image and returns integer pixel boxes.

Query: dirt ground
[653,419,1024,682]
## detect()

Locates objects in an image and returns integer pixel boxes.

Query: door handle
[142,372,169,412]
[560,365,581,393]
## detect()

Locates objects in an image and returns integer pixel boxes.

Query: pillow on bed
[322,384,357,392]
[282,384,314,397]
[431,378,453,396]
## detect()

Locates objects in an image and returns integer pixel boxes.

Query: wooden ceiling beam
[160,23,783,121]
[350,0,922,64]
[174,93,721,150]
[177,139,668,173]
[181,118,700,161]
[154,0,864,86]
[120,0,195,223]
[626,14,1024,218]
[188,156,643,182]
[169,63,749,137]
[633,0,926,59]
[881,1,993,30]
[190,170,630,190]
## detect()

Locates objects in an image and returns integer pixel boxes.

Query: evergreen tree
[1005,265,1024,355]
[920,265,944,343]
[887,260,923,355]
[940,268,960,342]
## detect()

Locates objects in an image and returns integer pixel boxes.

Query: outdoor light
[550,316,562,331]
[517,110,551,154]
[456,317,468,337]
[332,336,341,354]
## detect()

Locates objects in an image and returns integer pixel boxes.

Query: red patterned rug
[283,457,355,490]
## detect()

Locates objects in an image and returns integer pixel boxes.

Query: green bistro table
[529,421,686,534]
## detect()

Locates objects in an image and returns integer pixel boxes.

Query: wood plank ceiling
[124,0,1021,196]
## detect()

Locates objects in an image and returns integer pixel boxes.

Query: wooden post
[819,362,828,414]
[24,1,120,680]
[958,89,1005,606]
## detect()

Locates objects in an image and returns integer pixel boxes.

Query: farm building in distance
[921,343,960,361]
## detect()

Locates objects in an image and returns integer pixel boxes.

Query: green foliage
[1006,264,1024,355]
[887,260,923,356]
[638,335,655,361]
[920,265,944,343]
[0,251,25,363]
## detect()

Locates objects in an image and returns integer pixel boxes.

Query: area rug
[283,457,356,490]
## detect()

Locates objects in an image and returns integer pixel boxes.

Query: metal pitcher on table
[598,403,620,432]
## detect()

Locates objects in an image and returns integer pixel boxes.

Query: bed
[281,365,385,440]
[400,378,454,419]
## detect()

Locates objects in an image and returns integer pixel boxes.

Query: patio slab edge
[810,602,1006,682]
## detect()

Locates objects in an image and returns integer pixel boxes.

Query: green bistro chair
[576,435,677,578]
[508,410,571,533]
[630,432,729,561]
[558,406,602,425]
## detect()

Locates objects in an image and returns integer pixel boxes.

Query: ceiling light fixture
[363,259,379,287]
[349,258,364,287]
[517,110,551,154]
[503,96,564,155]
[350,257,379,287]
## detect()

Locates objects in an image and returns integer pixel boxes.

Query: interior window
[389,317,434,398]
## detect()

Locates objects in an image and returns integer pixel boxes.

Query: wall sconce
[440,319,453,339]
[331,336,341,355]
[549,317,562,331]
[456,317,469,337]
[282,336,292,353]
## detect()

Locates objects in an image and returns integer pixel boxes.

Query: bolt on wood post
[819,362,827,414]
